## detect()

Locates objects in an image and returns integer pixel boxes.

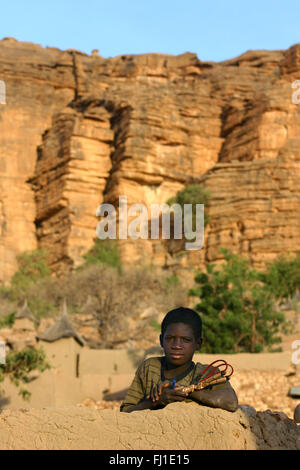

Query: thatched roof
[79,295,97,315]
[15,300,35,322]
[37,300,85,346]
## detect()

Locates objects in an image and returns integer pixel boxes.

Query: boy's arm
[121,398,163,413]
[120,362,146,412]
[121,359,166,413]
[189,381,239,412]
[122,382,189,412]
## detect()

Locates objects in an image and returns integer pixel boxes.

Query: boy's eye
[165,336,192,342]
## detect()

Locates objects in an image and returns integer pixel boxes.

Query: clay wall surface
[0,403,299,450]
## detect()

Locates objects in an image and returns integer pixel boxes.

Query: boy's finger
[173,390,189,397]
[159,381,171,395]
[155,388,159,401]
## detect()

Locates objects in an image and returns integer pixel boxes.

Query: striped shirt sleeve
[120,357,163,412]
[120,362,146,412]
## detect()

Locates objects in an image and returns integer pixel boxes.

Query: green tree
[0,346,51,400]
[258,253,300,303]
[6,249,53,319]
[163,273,179,292]
[78,238,122,272]
[10,249,51,297]
[188,248,288,353]
[167,184,211,230]
[0,312,16,329]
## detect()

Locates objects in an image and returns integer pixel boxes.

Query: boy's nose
[172,339,183,348]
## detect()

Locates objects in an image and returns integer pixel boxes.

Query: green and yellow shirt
[120,356,231,412]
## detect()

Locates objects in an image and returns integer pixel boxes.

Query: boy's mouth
[169,353,184,359]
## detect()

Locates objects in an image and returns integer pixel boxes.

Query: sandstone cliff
[0,403,299,450]
[1,37,300,281]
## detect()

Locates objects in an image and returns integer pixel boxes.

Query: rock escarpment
[0,403,299,450]
[1,38,300,281]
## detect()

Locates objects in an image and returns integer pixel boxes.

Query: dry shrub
[64,264,187,346]
[3,264,188,347]
[0,298,18,318]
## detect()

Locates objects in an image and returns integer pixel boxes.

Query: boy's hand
[146,381,189,406]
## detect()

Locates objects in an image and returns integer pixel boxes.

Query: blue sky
[1,0,300,62]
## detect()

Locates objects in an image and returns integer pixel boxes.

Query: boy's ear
[159,334,163,347]
[196,337,203,350]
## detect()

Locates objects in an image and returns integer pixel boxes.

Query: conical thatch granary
[37,299,85,346]
[79,295,98,316]
[37,300,85,377]
[13,299,35,331]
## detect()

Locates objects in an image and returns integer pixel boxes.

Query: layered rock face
[0,403,299,450]
[0,37,300,281]
[0,38,75,281]
[29,104,114,273]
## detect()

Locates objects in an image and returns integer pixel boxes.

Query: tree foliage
[0,312,15,329]
[167,184,211,230]
[189,248,290,353]
[10,249,51,297]
[2,249,53,319]
[79,239,121,272]
[258,253,300,303]
[0,346,51,400]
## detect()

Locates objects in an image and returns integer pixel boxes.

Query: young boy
[120,307,238,413]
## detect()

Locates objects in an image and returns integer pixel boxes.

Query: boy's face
[160,322,202,368]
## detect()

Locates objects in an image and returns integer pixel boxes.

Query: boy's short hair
[161,307,202,340]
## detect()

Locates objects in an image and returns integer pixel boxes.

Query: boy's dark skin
[124,322,238,413]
